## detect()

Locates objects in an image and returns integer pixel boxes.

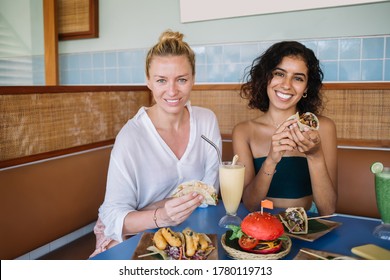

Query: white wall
[0,0,43,56]
[179,0,388,22]
[2,0,390,55]
[58,0,390,54]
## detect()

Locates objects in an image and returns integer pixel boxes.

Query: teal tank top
[253,157,312,199]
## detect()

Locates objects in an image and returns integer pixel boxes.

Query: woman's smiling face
[147,55,194,114]
[267,55,308,110]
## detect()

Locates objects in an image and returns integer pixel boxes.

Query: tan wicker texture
[190,90,263,135]
[1,86,388,163]
[322,89,390,141]
[190,88,390,142]
[0,91,150,161]
[221,233,292,260]
[58,0,90,34]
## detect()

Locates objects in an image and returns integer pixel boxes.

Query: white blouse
[98,102,222,241]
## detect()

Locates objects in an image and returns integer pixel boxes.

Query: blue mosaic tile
[93,69,105,84]
[118,51,132,67]
[206,64,224,82]
[79,53,92,69]
[339,60,361,81]
[386,37,390,59]
[223,45,240,64]
[80,69,93,84]
[105,52,117,68]
[340,38,361,60]
[321,61,338,81]
[240,43,259,64]
[206,46,223,64]
[361,60,383,80]
[193,46,206,65]
[317,39,338,60]
[105,68,118,84]
[362,37,385,59]
[92,53,104,68]
[118,67,131,84]
[385,60,390,80]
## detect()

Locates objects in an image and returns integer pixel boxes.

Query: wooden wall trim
[0,85,149,95]
[43,0,59,85]
[322,82,390,90]
[0,140,114,170]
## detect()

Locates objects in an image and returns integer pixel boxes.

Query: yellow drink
[219,162,245,215]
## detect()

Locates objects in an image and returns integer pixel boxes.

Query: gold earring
[302,92,307,98]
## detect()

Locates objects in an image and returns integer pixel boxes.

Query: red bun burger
[230,212,285,254]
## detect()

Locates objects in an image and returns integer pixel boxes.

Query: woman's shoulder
[318,114,336,130]
[233,117,265,137]
[317,115,337,142]
[191,105,216,116]
[191,106,219,124]
[115,109,149,142]
[234,116,266,129]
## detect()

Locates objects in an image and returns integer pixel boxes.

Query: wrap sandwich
[279,207,308,234]
[287,112,319,131]
[171,180,218,206]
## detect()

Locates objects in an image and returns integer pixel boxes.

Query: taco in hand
[287,112,319,131]
[171,180,218,206]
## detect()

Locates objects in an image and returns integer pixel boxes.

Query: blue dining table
[90,202,390,260]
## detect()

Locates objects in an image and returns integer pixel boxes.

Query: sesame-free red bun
[241,212,284,240]
[239,212,284,254]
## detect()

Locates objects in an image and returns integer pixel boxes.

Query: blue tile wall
[362,37,384,59]
[340,38,361,60]
[386,37,390,59]
[1,35,389,85]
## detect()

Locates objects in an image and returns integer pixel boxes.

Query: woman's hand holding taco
[278,112,322,155]
[171,181,218,206]
[164,192,204,226]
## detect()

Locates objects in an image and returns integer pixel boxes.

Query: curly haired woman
[233,41,337,216]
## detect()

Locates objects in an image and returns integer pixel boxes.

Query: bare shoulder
[233,118,263,138]
[318,115,337,146]
[318,115,336,132]
[233,119,251,133]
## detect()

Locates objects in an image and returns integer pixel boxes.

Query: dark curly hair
[240,41,324,115]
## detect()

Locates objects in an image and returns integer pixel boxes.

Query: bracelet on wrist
[153,208,160,228]
[261,164,276,176]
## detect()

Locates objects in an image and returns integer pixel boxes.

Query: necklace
[269,117,282,129]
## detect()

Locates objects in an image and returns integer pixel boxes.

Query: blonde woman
[90,30,221,257]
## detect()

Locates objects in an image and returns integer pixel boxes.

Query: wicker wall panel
[190,90,262,135]
[322,89,390,141]
[58,0,91,34]
[0,86,388,164]
[190,88,390,145]
[0,91,150,161]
